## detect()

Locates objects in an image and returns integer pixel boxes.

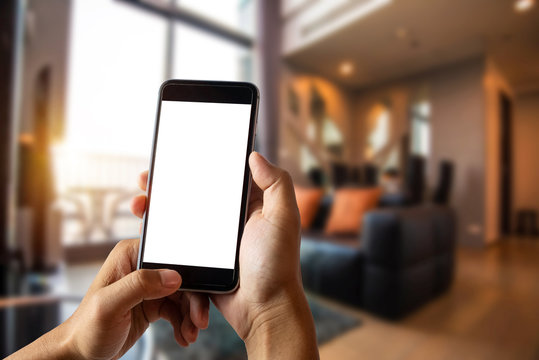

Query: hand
[131,152,319,359]
[7,239,210,360]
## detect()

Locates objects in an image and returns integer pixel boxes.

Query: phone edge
[137,79,259,295]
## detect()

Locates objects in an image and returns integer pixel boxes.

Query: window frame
[64,0,257,256]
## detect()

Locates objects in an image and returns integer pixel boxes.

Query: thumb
[97,269,181,317]
[249,152,299,224]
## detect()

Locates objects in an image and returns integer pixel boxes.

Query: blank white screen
[143,100,251,269]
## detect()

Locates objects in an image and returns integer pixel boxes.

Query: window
[57,0,256,246]
[172,23,251,81]
[178,0,256,36]
[365,103,391,160]
[410,100,431,157]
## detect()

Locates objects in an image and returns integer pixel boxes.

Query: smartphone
[137,79,259,293]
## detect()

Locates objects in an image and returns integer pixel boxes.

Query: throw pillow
[325,187,382,235]
[294,186,324,230]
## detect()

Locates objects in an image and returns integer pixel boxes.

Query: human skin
[7,152,318,359]
[132,152,319,359]
[6,239,210,360]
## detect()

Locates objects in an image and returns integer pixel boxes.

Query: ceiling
[283,0,539,92]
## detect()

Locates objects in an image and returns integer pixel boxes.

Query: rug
[149,296,361,360]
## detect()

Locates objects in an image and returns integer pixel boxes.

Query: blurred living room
[1,0,538,359]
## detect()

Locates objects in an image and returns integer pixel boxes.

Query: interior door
[499,92,513,236]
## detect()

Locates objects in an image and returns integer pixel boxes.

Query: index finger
[138,170,149,191]
[89,238,139,292]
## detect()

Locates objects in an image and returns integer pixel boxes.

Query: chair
[432,161,454,205]
[404,155,426,205]
[349,166,362,186]
[307,168,325,187]
[363,164,378,186]
[379,156,425,207]
[330,162,348,188]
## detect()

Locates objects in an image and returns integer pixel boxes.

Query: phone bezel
[137,79,259,293]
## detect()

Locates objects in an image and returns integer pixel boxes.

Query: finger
[89,238,140,292]
[138,170,149,191]
[158,299,189,347]
[247,180,263,217]
[181,312,198,344]
[170,292,199,344]
[97,269,181,317]
[130,194,147,218]
[186,292,210,329]
[249,152,299,223]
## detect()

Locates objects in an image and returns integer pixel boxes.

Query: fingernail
[159,270,181,288]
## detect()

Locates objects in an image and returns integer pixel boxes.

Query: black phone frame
[137,79,259,293]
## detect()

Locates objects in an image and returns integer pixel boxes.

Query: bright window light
[66,0,166,159]
[514,0,535,12]
[172,23,250,81]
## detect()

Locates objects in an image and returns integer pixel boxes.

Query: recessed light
[339,61,354,76]
[514,0,535,12]
[395,27,408,39]
[19,133,35,145]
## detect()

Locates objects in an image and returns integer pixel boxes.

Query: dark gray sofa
[300,204,456,319]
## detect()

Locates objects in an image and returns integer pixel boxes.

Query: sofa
[300,197,457,319]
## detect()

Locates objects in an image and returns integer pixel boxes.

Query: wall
[20,0,70,138]
[278,65,355,184]
[353,58,488,246]
[513,91,539,215]
[352,81,418,165]
[17,0,71,268]
[483,60,513,243]
[429,59,486,247]
[280,57,515,246]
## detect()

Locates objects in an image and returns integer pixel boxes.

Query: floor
[318,238,539,360]
[5,239,537,359]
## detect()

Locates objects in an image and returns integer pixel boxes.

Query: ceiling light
[395,27,408,39]
[339,62,354,76]
[514,0,535,12]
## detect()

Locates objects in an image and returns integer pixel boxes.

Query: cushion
[294,186,324,229]
[325,187,382,235]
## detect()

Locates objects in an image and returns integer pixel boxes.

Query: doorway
[499,92,513,235]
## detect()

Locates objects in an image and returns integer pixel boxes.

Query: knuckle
[276,170,295,200]
[112,238,138,258]
[132,270,152,295]
[280,170,293,187]
[89,292,108,321]
[270,168,291,190]
[112,239,131,253]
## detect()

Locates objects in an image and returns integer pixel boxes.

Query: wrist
[40,321,83,360]
[244,286,319,360]
[54,321,84,360]
[6,320,82,360]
